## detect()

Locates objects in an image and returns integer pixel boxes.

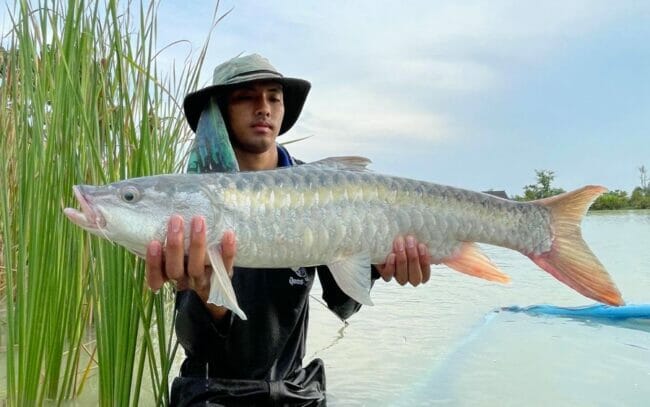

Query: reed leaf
[1,0,213,404]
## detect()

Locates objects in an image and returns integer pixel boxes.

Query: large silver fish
[63,157,624,319]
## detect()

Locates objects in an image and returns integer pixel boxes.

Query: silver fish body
[212,163,550,266]
[64,157,623,319]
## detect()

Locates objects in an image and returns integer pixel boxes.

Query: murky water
[3,211,647,405]
[307,210,650,406]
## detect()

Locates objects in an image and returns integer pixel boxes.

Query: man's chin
[232,136,277,155]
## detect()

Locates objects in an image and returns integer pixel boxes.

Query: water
[3,211,647,405]
[306,210,650,406]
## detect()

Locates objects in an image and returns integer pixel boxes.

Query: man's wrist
[206,303,230,321]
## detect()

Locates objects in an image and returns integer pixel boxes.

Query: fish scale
[224,165,543,266]
[64,156,624,320]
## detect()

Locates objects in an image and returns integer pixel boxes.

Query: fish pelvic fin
[528,185,624,306]
[327,253,374,306]
[207,244,247,320]
[443,242,510,283]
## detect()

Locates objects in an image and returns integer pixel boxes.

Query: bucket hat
[183,54,311,135]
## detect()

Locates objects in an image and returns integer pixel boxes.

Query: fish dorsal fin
[187,99,239,173]
[327,253,374,306]
[309,156,372,171]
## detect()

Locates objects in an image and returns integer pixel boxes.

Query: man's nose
[254,95,271,116]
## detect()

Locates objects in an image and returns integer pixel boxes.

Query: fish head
[64,177,186,257]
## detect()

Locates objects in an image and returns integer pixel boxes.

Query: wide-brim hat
[183,54,311,135]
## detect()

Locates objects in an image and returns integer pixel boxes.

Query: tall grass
[0,0,214,404]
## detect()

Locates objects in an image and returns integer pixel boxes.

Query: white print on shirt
[289,267,309,286]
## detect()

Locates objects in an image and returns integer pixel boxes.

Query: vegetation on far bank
[511,166,650,210]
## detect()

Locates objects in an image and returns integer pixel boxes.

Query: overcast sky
[5,1,650,195]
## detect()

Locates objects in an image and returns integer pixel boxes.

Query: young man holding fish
[145,54,432,406]
[62,53,623,405]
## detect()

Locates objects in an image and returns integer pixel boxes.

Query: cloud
[151,0,650,194]
[287,84,454,156]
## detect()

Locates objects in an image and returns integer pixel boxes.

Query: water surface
[307,210,650,406]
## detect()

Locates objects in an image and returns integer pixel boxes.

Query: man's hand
[375,235,431,286]
[145,214,236,319]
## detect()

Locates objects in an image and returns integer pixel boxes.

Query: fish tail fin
[528,186,624,306]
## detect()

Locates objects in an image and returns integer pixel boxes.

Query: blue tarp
[502,303,650,320]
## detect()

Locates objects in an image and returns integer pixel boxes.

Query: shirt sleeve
[316,265,381,320]
[174,290,233,360]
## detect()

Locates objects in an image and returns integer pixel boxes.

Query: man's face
[226,81,285,154]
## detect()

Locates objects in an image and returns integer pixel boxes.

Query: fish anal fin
[206,244,247,320]
[443,242,510,284]
[327,253,374,306]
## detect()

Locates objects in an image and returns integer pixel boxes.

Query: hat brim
[183,77,311,135]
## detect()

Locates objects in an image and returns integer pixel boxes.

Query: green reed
[0,0,212,404]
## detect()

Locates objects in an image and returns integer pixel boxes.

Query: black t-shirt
[171,265,374,406]
[170,146,376,405]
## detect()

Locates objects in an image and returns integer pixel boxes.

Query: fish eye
[120,186,141,203]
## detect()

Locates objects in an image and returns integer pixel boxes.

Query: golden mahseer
[64,157,624,319]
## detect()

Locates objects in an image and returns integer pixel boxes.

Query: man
[146,54,431,406]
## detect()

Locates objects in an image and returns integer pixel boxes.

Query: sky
[4,1,650,196]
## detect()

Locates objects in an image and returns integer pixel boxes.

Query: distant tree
[630,187,650,209]
[512,166,649,210]
[639,165,648,191]
[518,169,566,201]
[591,190,629,210]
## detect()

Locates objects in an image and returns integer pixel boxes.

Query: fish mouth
[63,186,107,230]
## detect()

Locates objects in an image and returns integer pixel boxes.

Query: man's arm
[318,235,432,320]
[146,215,236,360]
[375,235,431,285]
[146,215,234,321]
[146,217,431,324]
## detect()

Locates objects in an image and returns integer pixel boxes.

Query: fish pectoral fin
[327,253,374,306]
[206,244,247,320]
[443,242,510,284]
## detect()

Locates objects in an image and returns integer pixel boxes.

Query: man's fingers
[379,235,431,287]
[377,253,395,282]
[220,230,237,274]
[394,235,408,285]
[146,241,165,291]
[186,216,212,300]
[187,217,207,279]
[405,235,423,286]
[165,215,185,282]
[419,243,432,284]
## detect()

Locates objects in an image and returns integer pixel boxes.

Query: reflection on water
[412,311,650,407]
[307,210,650,406]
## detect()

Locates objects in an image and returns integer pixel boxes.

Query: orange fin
[529,186,624,306]
[443,242,510,283]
